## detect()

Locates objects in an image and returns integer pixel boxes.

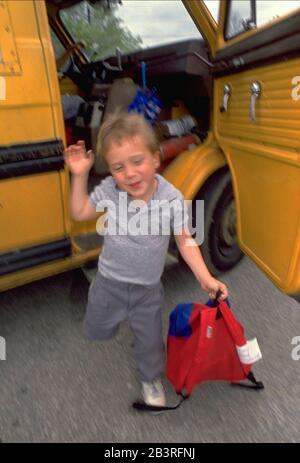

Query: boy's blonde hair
[96,112,159,161]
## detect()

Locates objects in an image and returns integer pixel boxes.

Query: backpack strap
[212,293,264,391]
[231,371,264,390]
[132,393,188,413]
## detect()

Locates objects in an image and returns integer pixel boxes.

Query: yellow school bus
[0,0,300,300]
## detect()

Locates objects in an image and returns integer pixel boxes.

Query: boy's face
[105,135,160,202]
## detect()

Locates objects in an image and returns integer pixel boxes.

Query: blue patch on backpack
[169,302,193,337]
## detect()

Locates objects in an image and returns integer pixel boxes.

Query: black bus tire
[195,171,243,276]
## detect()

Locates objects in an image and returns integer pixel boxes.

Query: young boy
[64,112,228,407]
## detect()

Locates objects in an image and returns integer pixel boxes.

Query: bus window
[256,0,300,28]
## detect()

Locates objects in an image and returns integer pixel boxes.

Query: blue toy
[128,61,162,126]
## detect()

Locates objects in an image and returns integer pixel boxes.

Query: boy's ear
[153,150,161,169]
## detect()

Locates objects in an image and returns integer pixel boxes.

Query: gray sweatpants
[84,272,165,382]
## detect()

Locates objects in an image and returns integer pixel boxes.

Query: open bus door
[0,0,100,292]
[185,0,300,298]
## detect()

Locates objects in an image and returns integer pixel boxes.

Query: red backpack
[133,295,264,412]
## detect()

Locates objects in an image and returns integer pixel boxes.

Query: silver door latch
[249,81,261,121]
[220,84,232,113]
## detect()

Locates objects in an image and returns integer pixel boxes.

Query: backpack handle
[211,289,224,306]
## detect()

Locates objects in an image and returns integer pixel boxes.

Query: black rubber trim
[0,140,64,179]
[0,238,71,276]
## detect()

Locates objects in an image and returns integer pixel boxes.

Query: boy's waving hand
[64,140,94,177]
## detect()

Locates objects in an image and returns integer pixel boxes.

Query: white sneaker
[142,379,166,407]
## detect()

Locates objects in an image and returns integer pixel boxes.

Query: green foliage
[61,1,142,60]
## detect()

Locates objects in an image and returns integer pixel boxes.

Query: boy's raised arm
[64,141,98,222]
[70,173,99,221]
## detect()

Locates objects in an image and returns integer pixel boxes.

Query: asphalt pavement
[0,256,299,443]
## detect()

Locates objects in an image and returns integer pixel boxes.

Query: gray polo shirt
[89,174,188,285]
